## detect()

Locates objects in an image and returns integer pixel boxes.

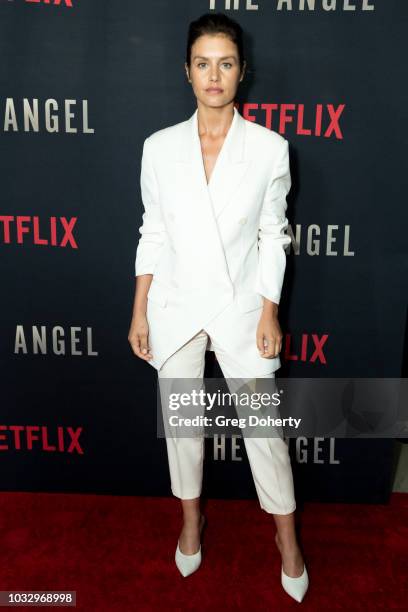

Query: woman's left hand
[256,310,283,358]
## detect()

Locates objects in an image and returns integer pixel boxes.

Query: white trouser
[157,328,296,515]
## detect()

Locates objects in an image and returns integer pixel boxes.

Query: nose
[210,66,220,81]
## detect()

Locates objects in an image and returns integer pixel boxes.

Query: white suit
[135,106,292,375]
[134,106,296,513]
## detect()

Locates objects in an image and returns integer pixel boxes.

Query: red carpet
[0,492,407,610]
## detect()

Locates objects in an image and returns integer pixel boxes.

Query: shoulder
[244,116,288,153]
[244,118,290,174]
[143,115,188,152]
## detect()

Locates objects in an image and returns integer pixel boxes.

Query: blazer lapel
[176,106,252,220]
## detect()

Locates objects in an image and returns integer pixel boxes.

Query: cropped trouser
[157,329,296,515]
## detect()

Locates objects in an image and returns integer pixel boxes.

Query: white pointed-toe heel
[175,541,202,577]
[175,515,205,577]
[281,562,309,603]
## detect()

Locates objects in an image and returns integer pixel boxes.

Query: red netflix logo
[284,333,329,364]
[0,425,83,454]
[22,1,73,7]
[0,216,78,248]
[237,102,345,139]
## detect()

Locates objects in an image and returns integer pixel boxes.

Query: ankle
[276,533,300,552]
[183,513,202,526]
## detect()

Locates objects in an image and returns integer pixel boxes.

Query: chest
[199,133,226,186]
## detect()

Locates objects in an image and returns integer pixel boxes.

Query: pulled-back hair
[186,12,245,71]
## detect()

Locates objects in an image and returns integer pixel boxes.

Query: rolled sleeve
[134,136,167,276]
[254,138,292,305]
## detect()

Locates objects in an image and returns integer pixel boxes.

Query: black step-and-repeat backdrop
[1,1,407,504]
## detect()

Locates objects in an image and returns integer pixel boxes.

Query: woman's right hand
[128,313,153,362]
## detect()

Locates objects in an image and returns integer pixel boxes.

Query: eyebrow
[192,55,236,61]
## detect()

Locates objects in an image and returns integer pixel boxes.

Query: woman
[128,12,309,602]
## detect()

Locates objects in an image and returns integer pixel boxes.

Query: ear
[240,60,247,81]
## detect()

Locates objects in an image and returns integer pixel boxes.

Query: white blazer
[135,106,292,375]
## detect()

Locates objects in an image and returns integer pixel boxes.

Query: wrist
[262,298,279,316]
[134,302,147,317]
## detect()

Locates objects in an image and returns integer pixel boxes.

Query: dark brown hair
[186,12,245,71]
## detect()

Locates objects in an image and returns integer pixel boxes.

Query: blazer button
[238,217,247,225]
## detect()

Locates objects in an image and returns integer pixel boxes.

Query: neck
[196,103,235,138]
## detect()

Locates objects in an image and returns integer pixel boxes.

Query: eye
[222,62,233,69]
[197,62,207,69]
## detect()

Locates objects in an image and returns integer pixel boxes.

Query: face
[185,33,245,108]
